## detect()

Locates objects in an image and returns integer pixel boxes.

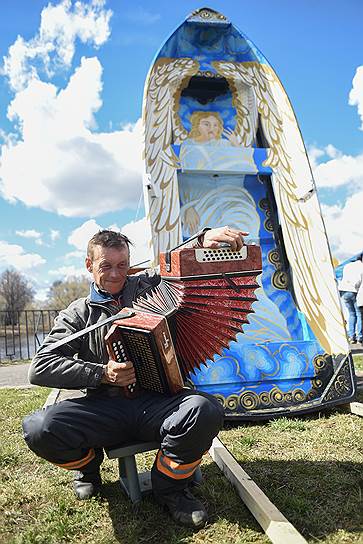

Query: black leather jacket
[28,270,160,391]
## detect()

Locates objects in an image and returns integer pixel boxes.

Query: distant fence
[0,310,60,362]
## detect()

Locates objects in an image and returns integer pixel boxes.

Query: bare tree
[0,269,34,325]
[47,276,90,309]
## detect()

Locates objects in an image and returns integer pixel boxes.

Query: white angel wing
[228,77,259,146]
[143,57,199,262]
[214,60,348,355]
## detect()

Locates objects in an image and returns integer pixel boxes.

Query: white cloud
[50,229,60,241]
[313,152,363,189]
[307,144,342,171]
[0,0,143,219]
[307,141,363,261]
[2,0,112,92]
[48,264,88,278]
[68,219,102,251]
[15,229,42,240]
[0,241,45,270]
[349,65,363,130]
[321,191,363,261]
[121,217,153,266]
[66,216,152,267]
[64,250,84,261]
[0,58,144,217]
[34,288,51,302]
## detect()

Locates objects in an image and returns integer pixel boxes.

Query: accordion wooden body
[105,310,184,397]
[105,245,262,397]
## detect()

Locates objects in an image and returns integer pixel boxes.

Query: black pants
[22,389,224,494]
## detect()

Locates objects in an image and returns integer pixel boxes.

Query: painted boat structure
[141,7,356,419]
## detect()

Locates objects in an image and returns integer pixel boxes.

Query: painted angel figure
[179,109,257,237]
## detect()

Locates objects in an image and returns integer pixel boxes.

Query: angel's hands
[222,128,240,147]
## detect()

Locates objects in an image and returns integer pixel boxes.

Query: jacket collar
[89,282,124,304]
[89,275,140,307]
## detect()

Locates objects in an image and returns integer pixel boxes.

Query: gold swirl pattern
[313,354,329,370]
[258,197,288,290]
[269,387,285,405]
[216,352,353,414]
[311,378,323,389]
[334,375,351,395]
[264,217,274,232]
[239,391,260,410]
[214,394,226,408]
[272,270,289,290]
[259,197,270,211]
[292,389,306,402]
[226,394,239,410]
[259,392,270,405]
[268,249,281,267]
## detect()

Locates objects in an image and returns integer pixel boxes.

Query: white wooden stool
[105,441,202,504]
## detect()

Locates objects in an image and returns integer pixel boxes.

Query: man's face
[85,245,130,295]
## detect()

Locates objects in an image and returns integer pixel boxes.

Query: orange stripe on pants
[156,450,202,480]
[52,448,96,470]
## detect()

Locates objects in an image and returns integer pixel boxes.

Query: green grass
[221,411,363,544]
[353,353,363,372]
[0,388,362,544]
[0,359,31,367]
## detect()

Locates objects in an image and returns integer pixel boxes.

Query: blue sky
[0,0,362,300]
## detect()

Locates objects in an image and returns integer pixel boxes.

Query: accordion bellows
[134,246,262,375]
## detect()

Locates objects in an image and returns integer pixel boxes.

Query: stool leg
[123,455,142,504]
[117,458,130,497]
[192,466,203,486]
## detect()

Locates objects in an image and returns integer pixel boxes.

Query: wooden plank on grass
[348,402,363,417]
[43,388,61,408]
[209,437,307,544]
[43,388,85,408]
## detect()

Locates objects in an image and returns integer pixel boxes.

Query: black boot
[151,458,207,529]
[154,488,208,529]
[73,449,103,500]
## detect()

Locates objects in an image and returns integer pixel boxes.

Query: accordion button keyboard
[111,331,166,394]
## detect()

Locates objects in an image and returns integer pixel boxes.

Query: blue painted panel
[158,21,267,67]
[178,168,324,414]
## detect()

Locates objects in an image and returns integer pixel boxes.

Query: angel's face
[197,116,221,141]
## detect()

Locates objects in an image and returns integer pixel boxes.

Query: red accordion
[105,245,262,397]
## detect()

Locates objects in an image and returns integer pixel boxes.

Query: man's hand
[202,226,248,251]
[102,360,136,387]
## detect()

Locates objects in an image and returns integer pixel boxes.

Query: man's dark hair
[87,230,133,259]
